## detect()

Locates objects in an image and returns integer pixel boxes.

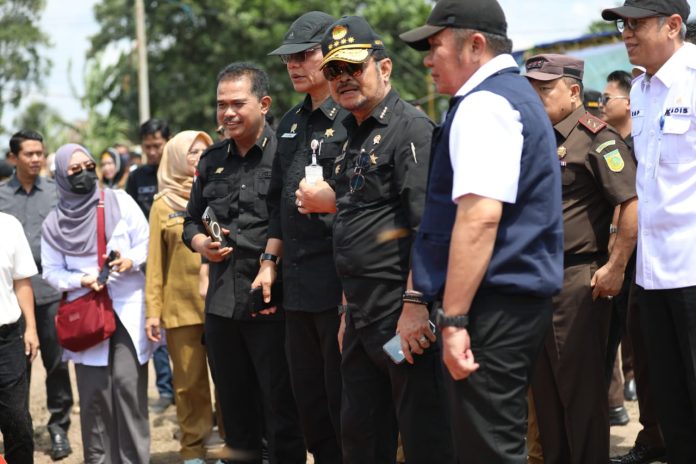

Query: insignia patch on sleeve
[603,149,625,172]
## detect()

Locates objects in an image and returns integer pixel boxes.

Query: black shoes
[50,433,72,461]
[624,378,638,401]
[150,395,174,414]
[609,442,667,464]
[609,405,630,426]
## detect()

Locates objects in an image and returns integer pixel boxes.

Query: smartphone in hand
[202,206,232,248]
[383,320,436,364]
[97,250,119,285]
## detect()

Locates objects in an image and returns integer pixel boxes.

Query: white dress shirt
[42,190,154,366]
[0,213,38,326]
[631,42,696,289]
[450,54,524,204]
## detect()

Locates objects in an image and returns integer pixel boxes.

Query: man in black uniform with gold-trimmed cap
[255,11,347,464]
[525,54,638,464]
[298,15,455,464]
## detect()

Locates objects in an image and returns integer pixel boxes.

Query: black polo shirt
[183,124,278,320]
[126,163,158,218]
[332,89,434,327]
[267,95,349,312]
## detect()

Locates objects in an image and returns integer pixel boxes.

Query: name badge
[168,211,186,219]
[281,132,297,139]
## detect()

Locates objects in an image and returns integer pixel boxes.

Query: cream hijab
[158,130,214,211]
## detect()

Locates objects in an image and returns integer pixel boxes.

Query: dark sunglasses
[349,151,372,194]
[67,161,96,176]
[279,46,321,65]
[322,59,370,82]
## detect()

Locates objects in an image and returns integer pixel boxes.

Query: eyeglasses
[322,59,369,82]
[349,150,372,194]
[615,16,661,33]
[279,46,321,65]
[598,95,629,105]
[67,161,96,176]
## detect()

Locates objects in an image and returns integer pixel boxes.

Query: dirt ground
[4,359,640,463]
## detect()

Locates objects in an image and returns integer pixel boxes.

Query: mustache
[336,82,359,93]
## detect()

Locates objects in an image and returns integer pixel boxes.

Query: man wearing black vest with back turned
[401,0,564,462]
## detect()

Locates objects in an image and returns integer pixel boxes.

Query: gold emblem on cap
[348,37,355,43]
[325,128,335,138]
[332,25,348,40]
[333,41,340,48]
[291,123,297,133]
[557,146,567,159]
[373,134,381,145]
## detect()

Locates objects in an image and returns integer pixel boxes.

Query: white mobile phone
[383,321,436,364]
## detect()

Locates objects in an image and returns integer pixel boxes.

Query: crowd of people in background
[1,0,696,463]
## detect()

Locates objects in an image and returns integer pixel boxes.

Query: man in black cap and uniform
[400,1,564,462]
[255,11,347,464]
[183,62,305,463]
[298,15,455,464]
[525,53,638,464]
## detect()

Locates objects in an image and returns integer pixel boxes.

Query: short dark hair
[606,70,632,96]
[563,76,584,96]
[217,62,269,100]
[139,118,170,140]
[9,130,43,155]
[687,22,696,44]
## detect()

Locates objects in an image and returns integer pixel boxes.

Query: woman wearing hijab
[41,143,152,464]
[99,147,129,189]
[144,131,215,464]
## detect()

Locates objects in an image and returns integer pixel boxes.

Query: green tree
[88,0,435,139]
[0,0,51,132]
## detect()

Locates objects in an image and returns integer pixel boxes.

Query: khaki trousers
[168,324,214,460]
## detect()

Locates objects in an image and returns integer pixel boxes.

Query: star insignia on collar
[290,123,297,133]
[370,153,378,165]
[335,164,341,175]
[557,146,567,159]
[380,106,388,119]
[329,107,337,117]
[325,128,335,138]
[373,134,381,145]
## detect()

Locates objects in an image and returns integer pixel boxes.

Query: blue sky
[2,0,694,142]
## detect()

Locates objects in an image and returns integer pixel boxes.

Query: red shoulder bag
[55,191,116,352]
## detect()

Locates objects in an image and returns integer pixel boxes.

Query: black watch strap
[260,253,280,265]
[436,308,469,329]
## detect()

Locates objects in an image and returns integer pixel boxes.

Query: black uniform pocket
[202,179,230,219]
[255,172,271,218]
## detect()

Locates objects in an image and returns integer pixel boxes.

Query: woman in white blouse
[41,143,153,464]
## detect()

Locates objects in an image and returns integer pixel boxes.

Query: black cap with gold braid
[320,16,385,68]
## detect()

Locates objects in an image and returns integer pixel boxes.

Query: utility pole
[135,0,151,123]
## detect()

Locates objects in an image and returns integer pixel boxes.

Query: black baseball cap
[400,0,508,51]
[320,16,385,67]
[268,11,336,56]
[602,0,690,22]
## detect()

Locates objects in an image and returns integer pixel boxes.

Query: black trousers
[285,309,342,464]
[0,322,34,463]
[205,314,305,464]
[450,291,552,464]
[341,310,455,464]
[637,285,696,463]
[27,300,73,436]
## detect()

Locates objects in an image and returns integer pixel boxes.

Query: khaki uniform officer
[526,54,638,464]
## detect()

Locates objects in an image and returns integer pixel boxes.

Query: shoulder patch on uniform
[578,112,607,134]
[603,149,625,172]
[595,139,616,154]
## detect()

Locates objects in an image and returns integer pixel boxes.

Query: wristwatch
[259,253,280,265]
[435,308,469,329]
